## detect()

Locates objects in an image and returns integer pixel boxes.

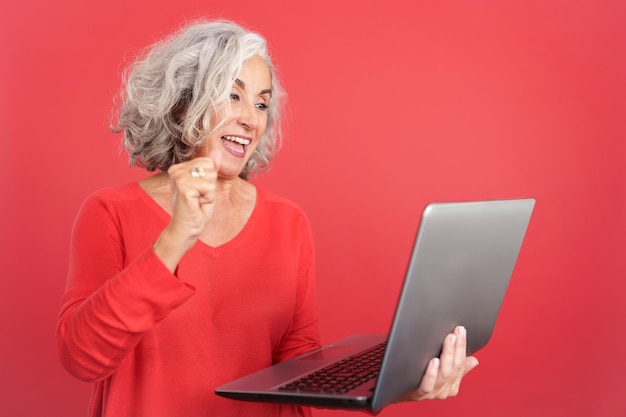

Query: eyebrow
[234,78,272,96]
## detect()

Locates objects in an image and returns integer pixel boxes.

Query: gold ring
[190,166,205,178]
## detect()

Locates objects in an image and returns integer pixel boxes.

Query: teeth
[223,135,250,146]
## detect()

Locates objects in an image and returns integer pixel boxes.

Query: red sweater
[57,183,321,417]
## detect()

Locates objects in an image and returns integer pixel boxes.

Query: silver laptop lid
[372,198,535,411]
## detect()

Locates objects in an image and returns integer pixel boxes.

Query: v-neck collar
[129,182,264,257]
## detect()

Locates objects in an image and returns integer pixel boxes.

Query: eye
[256,102,268,111]
[230,93,240,101]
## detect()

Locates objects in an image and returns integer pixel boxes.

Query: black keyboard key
[279,342,386,394]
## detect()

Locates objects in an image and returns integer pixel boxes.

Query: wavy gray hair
[112,20,284,179]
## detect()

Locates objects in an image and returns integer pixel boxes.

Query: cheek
[259,114,269,135]
[209,105,229,128]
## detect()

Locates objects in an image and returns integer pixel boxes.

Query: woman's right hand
[153,150,222,272]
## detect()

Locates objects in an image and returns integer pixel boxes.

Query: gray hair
[112,19,284,179]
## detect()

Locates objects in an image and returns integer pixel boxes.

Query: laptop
[215,198,535,413]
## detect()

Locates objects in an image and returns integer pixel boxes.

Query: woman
[57,20,478,417]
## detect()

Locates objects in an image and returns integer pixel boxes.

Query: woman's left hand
[395,326,479,402]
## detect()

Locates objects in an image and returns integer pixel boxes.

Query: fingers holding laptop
[396,326,479,402]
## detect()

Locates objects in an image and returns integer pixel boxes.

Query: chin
[219,165,246,180]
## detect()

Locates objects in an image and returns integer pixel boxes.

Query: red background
[2,1,625,416]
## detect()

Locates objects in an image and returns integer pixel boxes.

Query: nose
[237,102,259,131]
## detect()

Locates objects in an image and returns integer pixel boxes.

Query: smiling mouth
[220,135,251,158]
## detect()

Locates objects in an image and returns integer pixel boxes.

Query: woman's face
[200,55,272,179]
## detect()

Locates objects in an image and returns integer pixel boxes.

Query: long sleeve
[57,191,195,381]
[272,212,322,363]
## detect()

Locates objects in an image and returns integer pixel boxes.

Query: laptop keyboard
[279,342,387,394]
